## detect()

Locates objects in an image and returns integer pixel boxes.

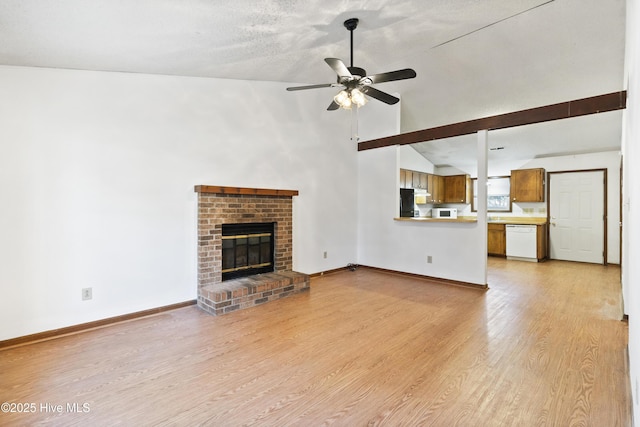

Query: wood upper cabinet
[426,174,435,203]
[412,172,421,189]
[430,174,444,203]
[511,168,545,202]
[443,174,471,203]
[399,170,471,205]
[400,169,409,189]
[488,223,506,256]
[400,169,429,190]
[419,173,428,190]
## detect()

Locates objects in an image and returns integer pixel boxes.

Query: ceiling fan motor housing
[347,66,367,79]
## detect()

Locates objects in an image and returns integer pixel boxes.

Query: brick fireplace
[194,185,310,315]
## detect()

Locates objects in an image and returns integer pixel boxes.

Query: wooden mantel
[194,185,299,197]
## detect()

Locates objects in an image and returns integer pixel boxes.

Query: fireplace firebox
[222,222,275,281]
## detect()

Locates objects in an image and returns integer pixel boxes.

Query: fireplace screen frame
[221,222,275,281]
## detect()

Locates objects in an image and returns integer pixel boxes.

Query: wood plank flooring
[0,258,631,426]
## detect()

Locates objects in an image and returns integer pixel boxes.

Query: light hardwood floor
[0,258,631,426]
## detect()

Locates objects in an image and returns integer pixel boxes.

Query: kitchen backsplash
[417,202,547,218]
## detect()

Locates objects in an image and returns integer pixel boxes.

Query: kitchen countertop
[394,216,477,223]
[487,217,547,225]
[394,216,547,225]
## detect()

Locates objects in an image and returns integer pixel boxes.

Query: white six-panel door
[549,171,605,264]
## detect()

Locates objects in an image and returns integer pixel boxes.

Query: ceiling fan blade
[327,101,340,111]
[366,68,417,84]
[325,58,352,78]
[362,86,400,105]
[286,83,336,91]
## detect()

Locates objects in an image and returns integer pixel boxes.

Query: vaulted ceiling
[0,0,626,166]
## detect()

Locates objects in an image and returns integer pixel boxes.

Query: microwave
[433,208,457,219]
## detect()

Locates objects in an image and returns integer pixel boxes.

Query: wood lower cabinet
[511,168,545,202]
[536,224,548,260]
[488,223,506,256]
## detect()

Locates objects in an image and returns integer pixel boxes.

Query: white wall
[358,145,486,285]
[623,0,639,420]
[0,65,359,340]
[355,109,486,286]
[359,99,483,281]
[398,145,435,173]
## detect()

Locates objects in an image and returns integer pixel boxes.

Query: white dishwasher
[505,225,537,261]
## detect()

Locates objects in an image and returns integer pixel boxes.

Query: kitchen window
[472,176,512,212]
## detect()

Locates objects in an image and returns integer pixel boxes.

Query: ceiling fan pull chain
[351,107,360,141]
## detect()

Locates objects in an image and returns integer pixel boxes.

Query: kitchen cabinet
[426,174,435,203]
[443,174,471,203]
[412,170,419,189]
[400,169,428,190]
[399,169,410,189]
[419,173,428,190]
[398,170,470,204]
[511,168,545,202]
[488,223,506,256]
[412,172,420,189]
[399,169,406,188]
[536,224,548,260]
[430,174,444,203]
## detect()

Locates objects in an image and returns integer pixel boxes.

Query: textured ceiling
[0,0,627,167]
[0,0,552,81]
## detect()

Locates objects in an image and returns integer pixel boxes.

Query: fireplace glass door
[222,222,275,280]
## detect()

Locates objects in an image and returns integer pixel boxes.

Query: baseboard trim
[357,265,489,290]
[309,266,354,278]
[0,300,197,350]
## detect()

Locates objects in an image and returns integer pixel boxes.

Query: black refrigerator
[399,188,415,217]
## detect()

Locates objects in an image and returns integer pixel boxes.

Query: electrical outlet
[427,255,433,264]
[323,251,327,259]
[82,287,92,301]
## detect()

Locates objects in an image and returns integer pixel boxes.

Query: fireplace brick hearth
[194,185,310,315]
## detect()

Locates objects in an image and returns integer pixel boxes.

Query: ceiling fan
[286,18,417,111]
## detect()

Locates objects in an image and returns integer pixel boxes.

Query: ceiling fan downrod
[344,18,359,69]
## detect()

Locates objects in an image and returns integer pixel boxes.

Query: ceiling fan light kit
[286,17,416,111]
[334,87,367,109]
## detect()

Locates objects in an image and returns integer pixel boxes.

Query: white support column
[477,130,489,286]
